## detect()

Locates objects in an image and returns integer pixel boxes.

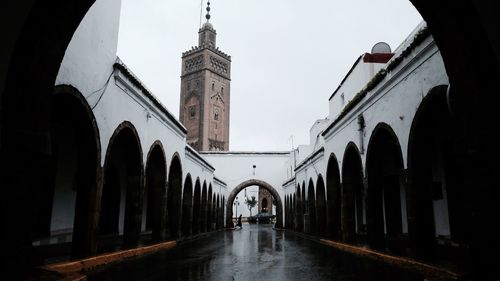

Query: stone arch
[207,184,213,231]
[316,175,327,237]
[301,181,306,232]
[214,194,219,230]
[181,173,193,237]
[167,153,183,238]
[307,179,317,234]
[144,140,167,242]
[220,196,226,230]
[100,121,144,249]
[34,85,102,259]
[294,183,304,231]
[295,184,303,232]
[226,179,283,229]
[200,181,208,233]
[192,178,201,235]
[406,85,471,261]
[341,142,364,244]
[326,153,342,240]
[366,123,405,252]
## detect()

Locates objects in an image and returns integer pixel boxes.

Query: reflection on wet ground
[87,224,424,281]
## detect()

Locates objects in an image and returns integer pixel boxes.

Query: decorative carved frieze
[185,55,204,73]
[209,56,228,74]
[209,139,225,151]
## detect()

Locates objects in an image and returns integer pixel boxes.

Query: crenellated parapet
[182,45,231,61]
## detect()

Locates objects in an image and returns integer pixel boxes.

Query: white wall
[328,57,386,120]
[201,152,291,220]
[56,0,121,100]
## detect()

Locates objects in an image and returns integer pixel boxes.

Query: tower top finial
[205,1,211,22]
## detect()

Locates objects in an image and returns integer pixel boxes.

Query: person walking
[237,214,242,229]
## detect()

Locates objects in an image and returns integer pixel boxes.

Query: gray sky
[117,0,422,151]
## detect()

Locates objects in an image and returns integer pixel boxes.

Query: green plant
[245,196,257,216]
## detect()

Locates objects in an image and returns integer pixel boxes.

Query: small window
[340,93,345,106]
[212,83,215,91]
[221,87,224,95]
[189,106,196,119]
[214,108,219,120]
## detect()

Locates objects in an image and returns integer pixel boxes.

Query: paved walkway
[87,224,423,281]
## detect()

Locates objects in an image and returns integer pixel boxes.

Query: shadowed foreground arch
[295,184,303,232]
[167,155,182,238]
[366,123,405,253]
[316,175,327,237]
[144,141,167,242]
[192,179,201,234]
[200,182,208,233]
[341,143,365,244]
[326,153,342,240]
[226,179,283,228]
[407,86,472,264]
[34,86,101,259]
[99,122,144,250]
[307,179,317,234]
[207,185,213,231]
[181,174,193,237]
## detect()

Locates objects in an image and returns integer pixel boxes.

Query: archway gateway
[226,179,283,229]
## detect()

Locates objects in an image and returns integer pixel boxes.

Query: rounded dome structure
[371,42,392,54]
[202,22,213,29]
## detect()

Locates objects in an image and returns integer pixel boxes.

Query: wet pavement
[87,224,424,281]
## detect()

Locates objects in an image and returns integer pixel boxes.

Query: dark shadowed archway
[226,179,283,229]
[295,184,303,232]
[316,175,327,237]
[34,85,101,259]
[181,174,193,237]
[214,195,219,230]
[326,153,342,240]
[341,142,364,244]
[144,141,167,242]
[215,195,220,230]
[167,155,182,238]
[192,179,201,234]
[99,122,143,250]
[366,123,405,253]
[407,85,472,264]
[307,179,317,235]
[207,185,213,231]
[301,182,306,233]
[200,182,208,233]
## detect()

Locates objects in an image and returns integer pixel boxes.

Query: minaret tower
[179,1,231,151]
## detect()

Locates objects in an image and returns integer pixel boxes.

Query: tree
[245,196,257,216]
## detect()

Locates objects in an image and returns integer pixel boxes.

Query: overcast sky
[117,0,422,151]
